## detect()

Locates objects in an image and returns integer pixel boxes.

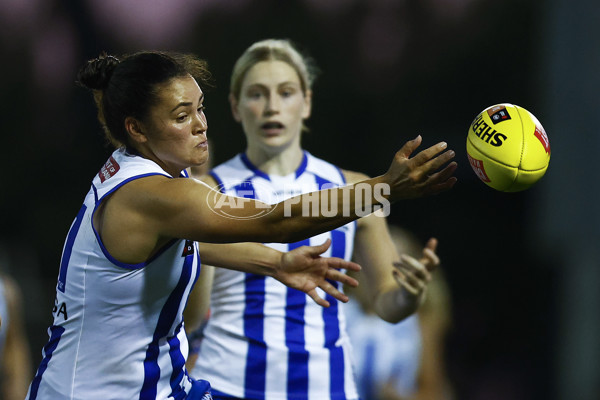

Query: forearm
[267,175,390,243]
[198,242,281,277]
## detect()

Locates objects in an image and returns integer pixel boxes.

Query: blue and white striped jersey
[193,152,359,400]
[344,299,422,399]
[28,148,204,400]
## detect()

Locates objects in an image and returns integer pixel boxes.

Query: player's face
[232,60,311,153]
[141,75,209,176]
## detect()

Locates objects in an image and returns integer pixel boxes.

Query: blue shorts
[187,379,213,400]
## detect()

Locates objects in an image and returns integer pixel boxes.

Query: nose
[264,92,280,115]
[193,109,208,134]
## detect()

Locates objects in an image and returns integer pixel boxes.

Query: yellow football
[466,103,550,192]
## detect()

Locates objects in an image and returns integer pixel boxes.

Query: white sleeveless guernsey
[28,148,205,400]
[193,152,359,400]
[344,300,422,399]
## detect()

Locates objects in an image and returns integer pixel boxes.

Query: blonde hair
[230,39,318,101]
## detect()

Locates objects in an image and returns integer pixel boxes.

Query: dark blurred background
[0,0,598,399]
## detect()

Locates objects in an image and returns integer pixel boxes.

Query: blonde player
[187,39,455,400]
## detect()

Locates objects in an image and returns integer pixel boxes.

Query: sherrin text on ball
[466,103,550,192]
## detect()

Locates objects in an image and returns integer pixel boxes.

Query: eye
[198,105,206,113]
[176,114,189,122]
[246,90,263,100]
[280,87,296,97]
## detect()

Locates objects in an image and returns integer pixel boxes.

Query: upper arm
[99,174,283,262]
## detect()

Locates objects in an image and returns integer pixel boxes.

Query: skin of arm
[345,169,437,323]
[196,240,359,307]
[413,270,454,400]
[182,264,214,334]
[94,138,453,309]
[96,137,455,264]
[1,276,32,400]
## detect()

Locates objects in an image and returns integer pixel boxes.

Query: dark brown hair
[77,51,212,148]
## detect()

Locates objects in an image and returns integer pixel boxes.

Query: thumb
[306,238,331,256]
[424,237,438,253]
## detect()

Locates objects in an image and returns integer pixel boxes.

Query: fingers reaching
[409,141,450,168]
[396,135,423,159]
[326,267,359,288]
[306,289,330,308]
[392,254,432,295]
[419,238,440,272]
[326,257,361,272]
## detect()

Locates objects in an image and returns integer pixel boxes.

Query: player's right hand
[384,135,457,200]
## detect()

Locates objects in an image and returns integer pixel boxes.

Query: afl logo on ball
[487,105,511,124]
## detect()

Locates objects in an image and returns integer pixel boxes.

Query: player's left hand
[392,237,438,296]
[275,239,361,308]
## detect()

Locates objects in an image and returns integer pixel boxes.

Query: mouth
[261,121,285,135]
[197,140,208,148]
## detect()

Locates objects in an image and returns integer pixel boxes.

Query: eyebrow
[170,94,204,112]
[246,82,300,89]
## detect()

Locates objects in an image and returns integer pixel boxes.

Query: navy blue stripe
[168,323,186,395]
[243,272,267,399]
[28,325,65,399]
[240,153,270,181]
[236,181,267,399]
[295,152,308,179]
[313,165,348,397]
[140,248,194,400]
[359,339,377,400]
[286,239,310,399]
[57,204,87,293]
[326,230,346,397]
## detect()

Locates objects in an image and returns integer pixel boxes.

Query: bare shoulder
[195,173,219,189]
[341,169,370,185]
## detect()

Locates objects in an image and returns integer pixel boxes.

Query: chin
[263,137,294,150]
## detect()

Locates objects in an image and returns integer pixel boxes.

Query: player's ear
[229,93,241,123]
[125,117,148,144]
[302,89,312,119]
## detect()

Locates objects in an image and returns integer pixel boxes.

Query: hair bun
[77,52,120,90]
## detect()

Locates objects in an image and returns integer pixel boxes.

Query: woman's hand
[392,237,439,307]
[384,135,457,200]
[275,239,361,307]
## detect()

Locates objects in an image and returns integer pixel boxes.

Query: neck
[245,142,304,176]
[132,146,181,177]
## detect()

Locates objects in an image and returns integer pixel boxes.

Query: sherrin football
[466,103,551,192]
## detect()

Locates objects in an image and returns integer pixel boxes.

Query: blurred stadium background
[0,0,598,399]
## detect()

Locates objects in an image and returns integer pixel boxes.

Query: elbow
[373,291,418,324]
